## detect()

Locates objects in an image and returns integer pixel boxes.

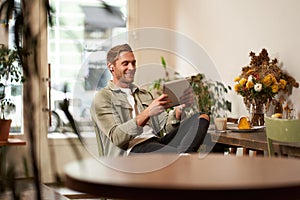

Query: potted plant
[0,44,23,141]
[0,98,15,140]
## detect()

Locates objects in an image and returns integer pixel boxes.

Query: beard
[115,71,135,87]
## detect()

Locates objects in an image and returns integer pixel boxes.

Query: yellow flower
[246,81,254,89]
[271,75,277,84]
[272,84,279,93]
[234,76,241,82]
[247,69,254,74]
[262,74,272,87]
[279,79,287,89]
[239,78,247,86]
[234,83,240,92]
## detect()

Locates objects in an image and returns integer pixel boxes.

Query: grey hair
[106,44,133,64]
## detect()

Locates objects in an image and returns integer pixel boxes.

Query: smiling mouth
[125,73,134,78]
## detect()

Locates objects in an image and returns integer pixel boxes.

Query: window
[5,0,23,134]
[48,0,127,134]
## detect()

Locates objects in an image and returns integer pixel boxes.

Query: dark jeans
[130,113,209,154]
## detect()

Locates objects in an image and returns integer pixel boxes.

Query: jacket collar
[107,80,140,93]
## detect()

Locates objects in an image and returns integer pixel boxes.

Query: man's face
[110,51,136,88]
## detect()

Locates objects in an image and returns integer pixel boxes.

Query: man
[91,44,210,156]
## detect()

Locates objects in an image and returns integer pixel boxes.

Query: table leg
[0,146,7,178]
[242,148,250,155]
[252,150,264,156]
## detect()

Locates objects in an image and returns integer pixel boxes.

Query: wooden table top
[64,153,300,199]
[209,129,268,151]
[0,138,26,146]
[209,127,300,156]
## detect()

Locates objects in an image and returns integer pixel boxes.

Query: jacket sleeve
[137,89,181,135]
[91,90,143,149]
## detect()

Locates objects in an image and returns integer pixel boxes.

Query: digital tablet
[162,79,191,107]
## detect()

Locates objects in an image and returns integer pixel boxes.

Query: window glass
[7,0,22,134]
[48,0,127,133]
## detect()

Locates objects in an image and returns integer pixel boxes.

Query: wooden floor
[0,179,102,200]
[46,183,102,199]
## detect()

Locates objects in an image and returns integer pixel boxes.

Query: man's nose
[128,63,135,69]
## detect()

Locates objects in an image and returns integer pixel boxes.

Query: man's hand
[179,87,195,107]
[147,94,170,116]
[174,87,195,120]
[136,94,170,127]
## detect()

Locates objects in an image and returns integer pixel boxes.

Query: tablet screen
[162,79,191,107]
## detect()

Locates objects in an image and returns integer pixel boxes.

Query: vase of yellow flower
[250,99,265,126]
[234,48,299,126]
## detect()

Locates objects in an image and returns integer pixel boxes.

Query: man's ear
[108,63,114,72]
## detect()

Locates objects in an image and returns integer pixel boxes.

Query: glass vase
[250,103,265,126]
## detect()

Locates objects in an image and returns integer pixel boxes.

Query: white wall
[129,0,300,118]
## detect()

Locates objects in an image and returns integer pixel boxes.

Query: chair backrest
[265,116,300,157]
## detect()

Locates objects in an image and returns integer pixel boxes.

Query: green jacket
[90,81,179,157]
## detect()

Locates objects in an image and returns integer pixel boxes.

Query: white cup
[214,117,227,131]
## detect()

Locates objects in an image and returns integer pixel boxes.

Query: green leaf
[161,56,166,70]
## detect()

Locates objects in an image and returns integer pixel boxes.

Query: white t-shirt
[120,88,157,153]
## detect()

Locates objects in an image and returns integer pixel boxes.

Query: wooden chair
[265,116,300,157]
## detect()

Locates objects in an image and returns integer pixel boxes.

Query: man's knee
[199,113,210,122]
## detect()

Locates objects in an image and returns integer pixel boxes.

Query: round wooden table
[64,153,300,199]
